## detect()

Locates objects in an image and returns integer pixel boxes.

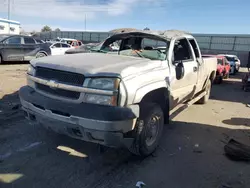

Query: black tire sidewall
[138,103,164,156]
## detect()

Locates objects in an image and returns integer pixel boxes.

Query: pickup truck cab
[19,30,217,156]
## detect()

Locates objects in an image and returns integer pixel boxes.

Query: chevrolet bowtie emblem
[47,80,59,89]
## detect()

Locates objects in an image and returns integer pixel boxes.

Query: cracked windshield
[1,0,250,187]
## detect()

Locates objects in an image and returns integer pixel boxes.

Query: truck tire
[129,103,164,156]
[224,72,229,79]
[197,79,211,104]
[36,52,46,59]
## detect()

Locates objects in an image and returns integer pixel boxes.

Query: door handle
[193,66,198,72]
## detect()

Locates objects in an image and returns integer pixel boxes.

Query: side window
[173,39,193,62]
[53,43,61,48]
[188,39,200,58]
[61,43,70,48]
[5,37,21,44]
[24,37,36,44]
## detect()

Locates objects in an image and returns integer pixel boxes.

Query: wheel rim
[36,53,45,58]
[145,115,160,146]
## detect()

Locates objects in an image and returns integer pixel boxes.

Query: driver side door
[169,38,198,107]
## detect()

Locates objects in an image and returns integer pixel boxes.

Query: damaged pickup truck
[19,30,217,156]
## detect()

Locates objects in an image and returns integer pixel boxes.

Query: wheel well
[37,51,47,56]
[140,88,169,124]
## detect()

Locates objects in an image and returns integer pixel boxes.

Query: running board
[169,91,207,120]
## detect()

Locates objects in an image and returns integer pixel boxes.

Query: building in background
[0,18,20,34]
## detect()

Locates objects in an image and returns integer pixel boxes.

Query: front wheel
[129,103,164,156]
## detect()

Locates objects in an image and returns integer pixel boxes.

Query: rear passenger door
[2,36,24,61]
[170,38,198,105]
[22,37,38,61]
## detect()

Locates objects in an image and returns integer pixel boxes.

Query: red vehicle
[202,55,230,84]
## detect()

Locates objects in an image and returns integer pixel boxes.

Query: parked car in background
[65,42,101,54]
[20,30,217,156]
[218,54,241,74]
[47,42,73,56]
[60,38,80,48]
[202,54,230,83]
[0,34,51,64]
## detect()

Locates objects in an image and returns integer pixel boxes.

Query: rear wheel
[129,103,164,156]
[36,52,46,59]
[197,79,211,104]
[0,55,2,64]
[224,72,229,79]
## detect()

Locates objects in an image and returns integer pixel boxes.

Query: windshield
[95,35,169,60]
[0,35,9,42]
[225,56,236,61]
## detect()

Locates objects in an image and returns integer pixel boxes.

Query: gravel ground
[0,64,250,188]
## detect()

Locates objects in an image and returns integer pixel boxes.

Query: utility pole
[84,14,86,31]
[8,0,11,34]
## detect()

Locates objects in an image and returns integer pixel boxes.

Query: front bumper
[19,86,139,148]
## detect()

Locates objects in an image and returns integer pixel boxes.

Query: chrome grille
[35,67,84,86]
[36,83,80,99]
[35,67,84,99]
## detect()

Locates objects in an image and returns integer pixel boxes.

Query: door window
[172,39,193,62]
[61,43,70,48]
[24,37,36,44]
[5,37,21,44]
[188,39,200,58]
[53,43,61,48]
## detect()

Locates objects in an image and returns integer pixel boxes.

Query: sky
[0,0,249,34]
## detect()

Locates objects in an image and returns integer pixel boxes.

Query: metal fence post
[232,36,237,51]
[209,36,213,50]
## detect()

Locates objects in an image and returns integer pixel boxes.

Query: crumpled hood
[31,53,162,78]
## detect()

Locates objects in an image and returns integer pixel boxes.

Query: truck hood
[31,53,162,78]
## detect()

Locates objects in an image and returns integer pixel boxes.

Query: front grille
[36,83,80,99]
[36,67,84,86]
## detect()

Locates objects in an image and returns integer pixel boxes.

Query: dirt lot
[1,64,250,188]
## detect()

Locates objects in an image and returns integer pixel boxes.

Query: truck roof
[110,29,193,40]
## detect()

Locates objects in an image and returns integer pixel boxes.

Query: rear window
[225,56,236,61]
[24,37,36,44]
[217,58,223,65]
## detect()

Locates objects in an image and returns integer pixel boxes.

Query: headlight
[27,65,35,76]
[85,78,120,106]
[84,94,117,106]
[87,78,119,90]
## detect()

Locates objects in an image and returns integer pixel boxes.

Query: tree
[41,25,52,32]
[143,27,150,31]
[55,28,61,32]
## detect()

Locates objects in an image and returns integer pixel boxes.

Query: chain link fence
[35,31,250,66]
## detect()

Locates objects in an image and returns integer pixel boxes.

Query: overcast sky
[0,0,249,34]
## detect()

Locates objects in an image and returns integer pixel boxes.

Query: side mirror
[175,61,185,80]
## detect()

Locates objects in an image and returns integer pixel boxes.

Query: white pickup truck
[19,30,217,156]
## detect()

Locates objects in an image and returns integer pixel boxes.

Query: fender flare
[133,80,170,104]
